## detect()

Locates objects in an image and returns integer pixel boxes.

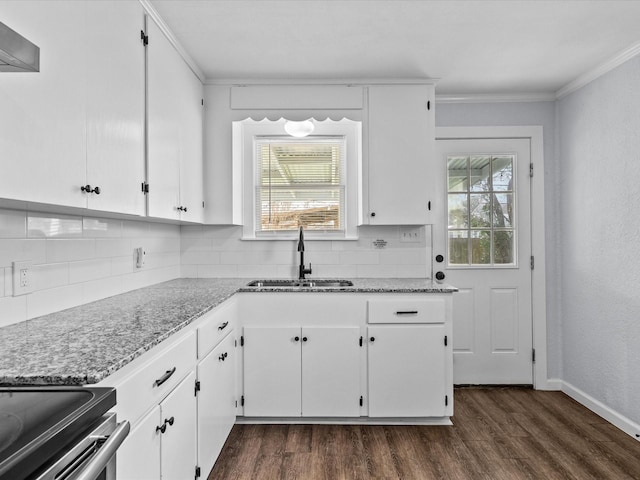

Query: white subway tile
[122,220,150,237]
[0,209,26,238]
[82,217,122,237]
[197,264,238,278]
[27,284,84,319]
[95,238,132,258]
[69,258,112,284]
[182,251,220,265]
[181,237,214,253]
[181,265,198,278]
[220,250,293,265]
[0,295,27,327]
[237,264,280,278]
[0,267,4,297]
[28,213,83,238]
[46,239,96,263]
[136,237,180,254]
[0,239,46,267]
[3,268,11,296]
[32,263,69,291]
[148,222,180,238]
[112,255,134,276]
[339,251,380,265]
[310,264,358,279]
[379,249,427,265]
[180,225,205,238]
[356,264,398,278]
[81,276,124,304]
[396,264,430,278]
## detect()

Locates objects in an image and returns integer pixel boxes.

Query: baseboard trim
[540,378,563,391]
[236,416,452,426]
[561,381,640,441]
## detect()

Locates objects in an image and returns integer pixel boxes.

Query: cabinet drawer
[198,311,235,359]
[368,297,445,324]
[112,331,197,424]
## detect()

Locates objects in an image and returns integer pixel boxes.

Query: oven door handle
[73,420,130,480]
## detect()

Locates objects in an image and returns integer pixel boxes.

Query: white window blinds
[255,138,346,233]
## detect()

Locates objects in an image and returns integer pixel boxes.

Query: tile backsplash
[0,208,181,327]
[0,206,431,327]
[180,225,431,280]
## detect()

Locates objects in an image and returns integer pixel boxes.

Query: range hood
[0,21,40,72]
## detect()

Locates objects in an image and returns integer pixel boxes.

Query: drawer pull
[395,310,418,315]
[218,352,228,361]
[154,367,176,387]
[218,321,229,331]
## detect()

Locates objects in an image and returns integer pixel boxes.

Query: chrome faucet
[297,226,312,280]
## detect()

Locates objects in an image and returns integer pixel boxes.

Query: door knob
[435,271,445,281]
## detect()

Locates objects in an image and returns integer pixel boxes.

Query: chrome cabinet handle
[154,367,176,387]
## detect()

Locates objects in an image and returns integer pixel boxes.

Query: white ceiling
[149,0,640,96]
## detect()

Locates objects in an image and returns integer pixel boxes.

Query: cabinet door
[176,63,204,223]
[197,333,236,475]
[85,0,145,216]
[117,405,161,480]
[367,85,436,225]
[146,16,181,220]
[160,371,197,480]
[368,325,446,417]
[243,326,301,417]
[301,326,361,417]
[0,1,86,208]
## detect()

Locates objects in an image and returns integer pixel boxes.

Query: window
[234,118,361,240]
[256,138,345,233]
[447,154,516,266]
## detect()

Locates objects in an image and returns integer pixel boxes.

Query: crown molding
[205,78,439,86]
[556,40,640,99]
[436,92,555,104]
[139,0,205,83]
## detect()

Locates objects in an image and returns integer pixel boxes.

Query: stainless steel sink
[246,279,353,288]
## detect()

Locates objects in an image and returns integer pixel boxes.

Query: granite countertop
[0,278,457,386]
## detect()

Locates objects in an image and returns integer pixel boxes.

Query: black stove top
[0,387,116,480]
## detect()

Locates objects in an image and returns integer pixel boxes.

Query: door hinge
[529,163,534,178]
[140,30,148,46]
[359,336,363,347]
[241,395,245,406]
[532,348,536,363]
[195,466,201,478]
[359,396,363,407]
[240,335,244,346]
[444,335,448,346]
[194,380,201,396]
[530,255,535,270]
[141,182,149,194]
[445,395,448,406]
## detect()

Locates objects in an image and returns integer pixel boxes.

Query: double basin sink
[246,279,353,289]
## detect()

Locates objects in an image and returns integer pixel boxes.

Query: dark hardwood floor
[207,388,640,479]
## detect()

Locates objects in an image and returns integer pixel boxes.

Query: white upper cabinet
[146,16,204,222]
[366,84,437,225]
[85,1,146,216]
[0,1,146,215]
[0,1,87,209]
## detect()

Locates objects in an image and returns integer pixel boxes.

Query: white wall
[0,208,181,327]
[557,55,640,426]
[435,101,561,379]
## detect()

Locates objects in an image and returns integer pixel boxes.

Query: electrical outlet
[12,260,33,296]
[400,227,423,243]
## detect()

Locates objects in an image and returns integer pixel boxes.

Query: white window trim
[233,117,362,240]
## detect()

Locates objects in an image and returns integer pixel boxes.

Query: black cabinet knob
[370,212,376,217]
[435,254,444,263]
[370,337,375,342]
[294,336,300,342]
[302,337,308,342]
[435,271,445,281]
[81,184,100,194]
[177,206,188,212]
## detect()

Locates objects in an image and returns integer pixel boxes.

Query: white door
[243,326,301,416]
[434,138,533,384]
[368,325,446,417]
[301,326,361,417]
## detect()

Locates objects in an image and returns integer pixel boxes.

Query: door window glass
[447,154,516,266]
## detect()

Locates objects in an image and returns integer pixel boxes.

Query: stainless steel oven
[32,413,129,480]
[0,387,128,480]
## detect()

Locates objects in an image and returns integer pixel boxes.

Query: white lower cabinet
[243,326,361,417]
[368,324,447,417]
[197,332,236,476]
[117,371,197,480]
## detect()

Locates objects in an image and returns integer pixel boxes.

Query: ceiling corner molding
[205,78,439,86]
[436,93,555,104]
[555,40,640,100]
[139,0,205,83]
